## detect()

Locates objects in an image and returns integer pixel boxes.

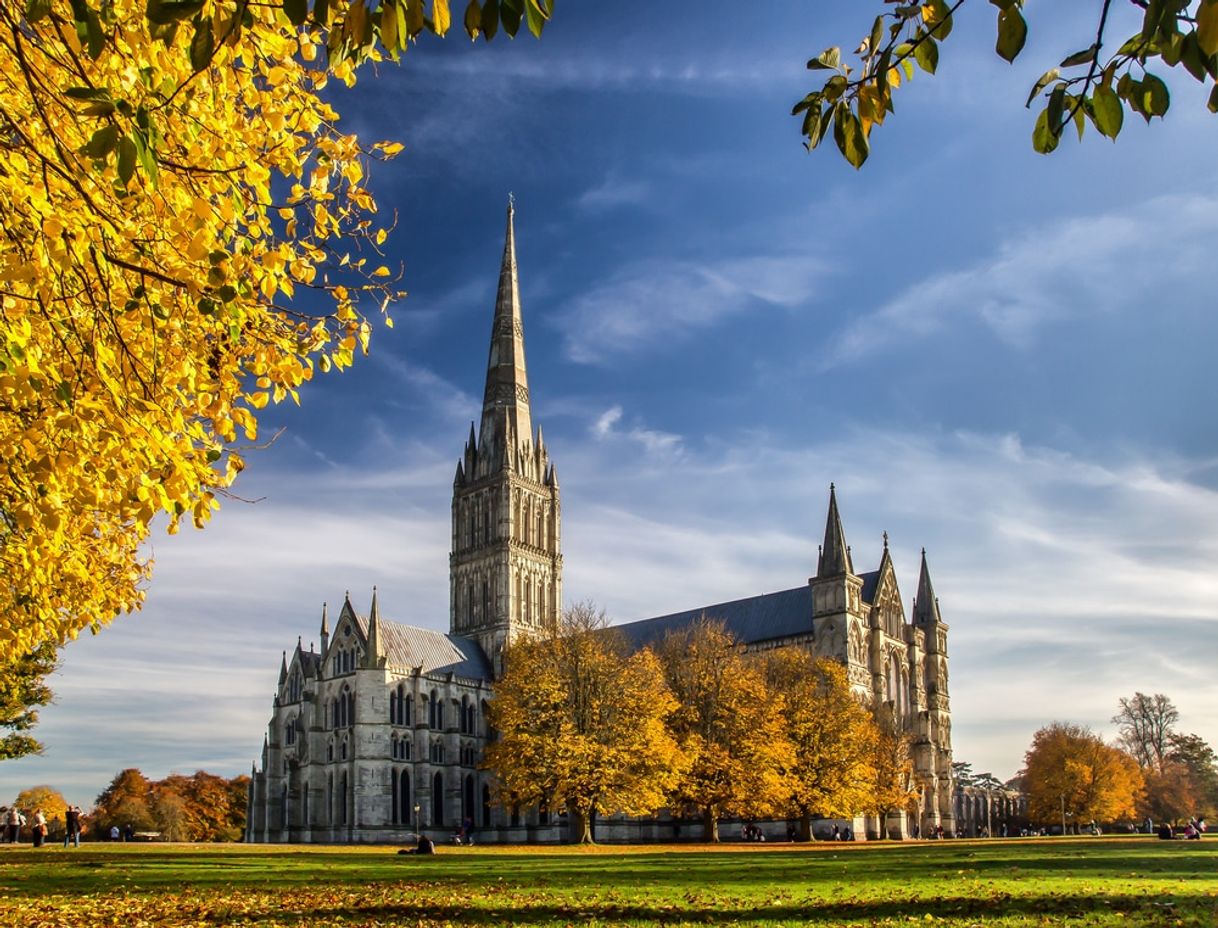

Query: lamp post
[413,803,421,839]
[1059,794,1067,837]
[980,772,993,838]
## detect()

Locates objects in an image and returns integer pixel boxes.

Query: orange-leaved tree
[0,0,553,663]
[763,647,877,840]
[13,784,69,834]
[1022,721,1144,828]
[658,618,792,842]
[485,602,684,844]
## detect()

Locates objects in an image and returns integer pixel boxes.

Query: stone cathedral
[246,203,956,844]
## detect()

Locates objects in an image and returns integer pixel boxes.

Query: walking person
[31,809,47,848]
[5,806,22,844]
[64,806,82,848]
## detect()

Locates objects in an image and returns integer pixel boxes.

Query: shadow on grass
[198,891,1218,926]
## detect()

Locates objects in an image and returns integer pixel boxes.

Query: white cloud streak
[829,193,1218,367]
[558,255,828,364]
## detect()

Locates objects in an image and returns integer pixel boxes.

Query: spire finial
[508,191,515,210]
[883,531,889,549]
[816,483,853,577]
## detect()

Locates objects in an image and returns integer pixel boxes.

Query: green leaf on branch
[1141,72,1170,118]
[480,0,499,41]
[145,0,206,26]
[282,0,307,26]
[808,47,842,71]
[1091,84,1123,139]
[1059,45,1097,68]
[833,103,869,168]
[928,0,953,40]
[85,125,120,160]
[25,0,52,22]
[463,0,482,39]
[996,6,1027,63]
[189,15,213,72]
[1025,68,1060,107]
[499,0,522,37]
[1032,108,1059,153]
[1197,0,1218,57]
[914,34,938,74]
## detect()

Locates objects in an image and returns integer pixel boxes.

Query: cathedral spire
[817,483,854,577]
[913,548,943,625]
[478,197,533,461]
[365,586,385,669]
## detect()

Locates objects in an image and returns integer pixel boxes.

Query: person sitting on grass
[398,834,435,855]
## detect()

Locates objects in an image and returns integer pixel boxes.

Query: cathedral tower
[450,201,562,674]
[809,484,871,697]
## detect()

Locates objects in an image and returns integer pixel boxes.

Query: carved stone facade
[247,203,955,844]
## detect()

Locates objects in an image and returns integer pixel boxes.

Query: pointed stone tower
[450,200,562,675]
[912,548,956,834]
[809,484,870,696]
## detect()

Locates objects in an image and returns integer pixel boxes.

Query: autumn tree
[1112,692,1180,772]
[1022,722,1144,829]
[1167,733,1218,819]
[867,703,921,837]
[657,618,791,842]
[797,2,1218,167]
[92,767,156,836]
[13,784,68,836]
[0,0,553,664]
[0,644,57,760]
[762,647,876,840]
[485,602,684,844]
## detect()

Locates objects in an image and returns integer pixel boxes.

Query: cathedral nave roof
[350,612,492,683]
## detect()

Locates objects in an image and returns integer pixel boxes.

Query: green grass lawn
[0,836,1214,926]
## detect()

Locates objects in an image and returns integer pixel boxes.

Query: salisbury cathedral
[245,204,956,843]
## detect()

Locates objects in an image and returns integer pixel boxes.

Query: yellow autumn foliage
[762,647,878,837]
[0,1,424,661]
[485,602,684,843]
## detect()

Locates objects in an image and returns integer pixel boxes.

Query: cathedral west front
[246,203,956,843]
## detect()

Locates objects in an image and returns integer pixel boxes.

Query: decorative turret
[364,587,386,670]
[319,602,330,655]
[278,651,288,687]
[913,548,943,627]
[817,483,854,577]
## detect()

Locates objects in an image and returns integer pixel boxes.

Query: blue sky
[6,1,1218,808]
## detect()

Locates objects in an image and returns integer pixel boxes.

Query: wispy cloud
[575,173,654,213]
[557,254,828,363]
[828,193,1218,367]
[590,405,684,461]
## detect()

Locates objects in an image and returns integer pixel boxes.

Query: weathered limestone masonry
[247,202,956,843]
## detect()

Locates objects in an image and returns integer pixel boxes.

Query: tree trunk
[567,804,593,844]
[799,812,812,842]
[703,806,719,842]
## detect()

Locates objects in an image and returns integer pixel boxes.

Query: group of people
[0,805,87,847]
[1157,818,1207,840]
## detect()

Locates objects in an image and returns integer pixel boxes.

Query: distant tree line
[91,769,250,841]
[485,603,916,843]
[1002,692,1216,832]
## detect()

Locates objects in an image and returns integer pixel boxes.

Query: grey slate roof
[613,586,815,651]
[859,570,880,604]
[353,614,492,682]
[298,650,322,676]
